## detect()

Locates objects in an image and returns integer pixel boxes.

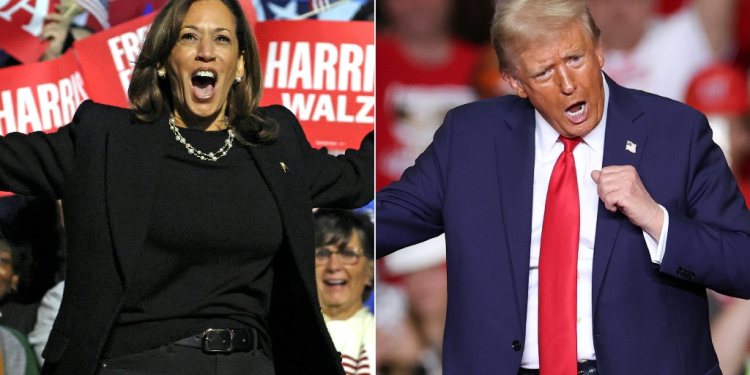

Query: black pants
[97,344,274,375]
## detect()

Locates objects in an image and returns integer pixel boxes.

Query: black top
[103,126,282,358]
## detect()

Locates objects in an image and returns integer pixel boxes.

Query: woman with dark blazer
[0,0,372,374]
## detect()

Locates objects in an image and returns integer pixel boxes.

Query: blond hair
[491,0,600,74]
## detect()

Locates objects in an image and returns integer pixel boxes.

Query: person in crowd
[376,236,447,375]
[588,0,739,101]
[375,0,482,190]
[377,0,750,374]
[0,324,40,375]
[0,238,21,324]
[685,63,750,202]
[0,0,373,374]
[375,0,482,322]
[711,297,750,375]
[27,281,65,366]
[0,196,63,336]
[1,0,94,67]
[39,3,94,62]
[314,209,374,375]
[684,63,750,375]
[0,197,62,375]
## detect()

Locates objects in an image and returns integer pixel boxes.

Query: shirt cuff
[643,205,669,265]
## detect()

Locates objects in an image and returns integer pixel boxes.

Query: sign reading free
[73,13,157,108]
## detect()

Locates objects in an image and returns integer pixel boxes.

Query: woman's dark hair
[314,209,374,302]
[128,0,278,144]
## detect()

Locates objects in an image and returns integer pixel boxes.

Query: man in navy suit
[376,0,750,374]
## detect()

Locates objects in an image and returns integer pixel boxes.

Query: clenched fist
[591,165,664,239]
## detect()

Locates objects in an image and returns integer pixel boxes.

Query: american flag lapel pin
[280,162,289,172]
[625,140,637,153]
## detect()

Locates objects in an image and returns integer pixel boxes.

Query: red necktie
[538,135,582,375]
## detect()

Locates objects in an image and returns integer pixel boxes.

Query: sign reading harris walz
[257,20,374,152]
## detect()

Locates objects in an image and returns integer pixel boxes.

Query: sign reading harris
[0,49,87,136]
[256,20,374,151]
[0,0,60,63]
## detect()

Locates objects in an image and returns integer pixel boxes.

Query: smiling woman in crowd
[314,209,375,375]
[0,0,372,374]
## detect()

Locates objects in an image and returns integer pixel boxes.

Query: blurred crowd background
[375,0,750,374]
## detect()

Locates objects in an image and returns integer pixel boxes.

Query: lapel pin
[625,140,637,154]
[280,162,289,172]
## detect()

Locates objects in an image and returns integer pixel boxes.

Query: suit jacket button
[512,340,522,351]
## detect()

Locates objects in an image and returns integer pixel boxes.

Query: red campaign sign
[0,0,60,63]
[256,21,374,151]
[74,0,258,109]
[0,49,86,136]
[0,49,86,197]
[73,12,156,108]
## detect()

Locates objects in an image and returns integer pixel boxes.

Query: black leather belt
[173,328,262,354]
[518,361,598,375]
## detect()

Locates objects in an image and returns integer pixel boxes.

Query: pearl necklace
[169,117,235,162]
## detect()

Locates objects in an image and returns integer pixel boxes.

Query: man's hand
[591,165,664,239]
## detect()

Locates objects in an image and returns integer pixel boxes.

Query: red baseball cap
[686,63,750,115]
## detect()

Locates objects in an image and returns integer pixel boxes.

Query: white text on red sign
[0,72,88,135]
[264,41,374,124]
[107,25,151,99]
[0,0,49,36]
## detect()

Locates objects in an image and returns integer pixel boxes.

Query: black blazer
[0,100,373,375]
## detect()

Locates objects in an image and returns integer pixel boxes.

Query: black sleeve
[269,105,374,209]
[0,99,93,198]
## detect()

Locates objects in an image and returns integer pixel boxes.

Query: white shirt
[325,307,375,375]
[520,78,670,368]
[28,280,65,364]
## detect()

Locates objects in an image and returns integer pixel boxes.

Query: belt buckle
[202,328,233,353]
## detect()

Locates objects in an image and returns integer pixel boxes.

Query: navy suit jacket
[376,75,750,375]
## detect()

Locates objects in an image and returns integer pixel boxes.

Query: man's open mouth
[565,101,587,124]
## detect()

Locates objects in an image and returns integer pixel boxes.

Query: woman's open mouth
[324,279,347,289]
[191,69,217,100]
